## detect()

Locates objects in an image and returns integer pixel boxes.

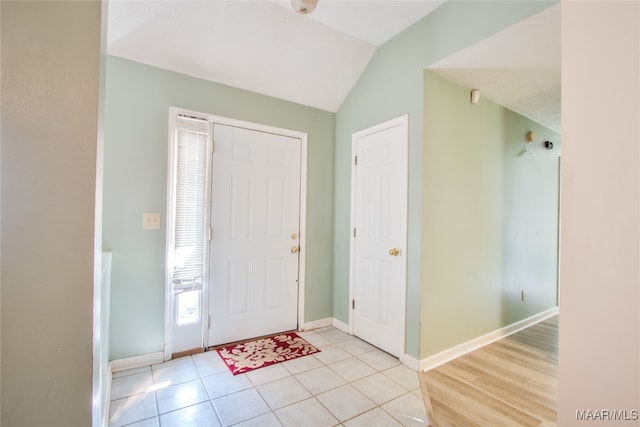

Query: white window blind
[172,116,210,288]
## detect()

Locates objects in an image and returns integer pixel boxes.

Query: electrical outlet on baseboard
[521,289,527,302]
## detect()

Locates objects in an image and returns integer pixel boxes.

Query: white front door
[209,124,301,346]
[351,115,408,358]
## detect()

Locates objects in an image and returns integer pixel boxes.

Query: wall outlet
[521,289,527,302]
[143,213,161,230]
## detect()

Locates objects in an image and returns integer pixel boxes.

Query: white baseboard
[331,318,349,333]
[110,351,165,373]
[401,354,420,370]
[300,317,332,331]
[419,307,559,372]
[303,317,419,370]
[300,317,351,333]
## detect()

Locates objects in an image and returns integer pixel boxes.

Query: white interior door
[209,124,301,346]
[351,115,408,358]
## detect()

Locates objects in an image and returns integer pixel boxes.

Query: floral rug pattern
[216,332,320,375]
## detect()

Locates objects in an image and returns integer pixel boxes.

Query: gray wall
[421,71,560,357]
[1,1,102,425]
[334,0,556,358]
[103,57,336,359]
[558,1,640,423]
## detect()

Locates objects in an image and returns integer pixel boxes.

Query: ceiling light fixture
[291,0,318,15]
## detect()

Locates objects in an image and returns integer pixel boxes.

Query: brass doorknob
[291,246,299,254]
[388,248,400,256]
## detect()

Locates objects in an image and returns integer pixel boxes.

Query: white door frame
[164,107,308,360]
[348,114,409,358]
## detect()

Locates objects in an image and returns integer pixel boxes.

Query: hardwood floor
[419,316,558,427]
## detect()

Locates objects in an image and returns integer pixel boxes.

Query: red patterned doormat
[216,332,320,375]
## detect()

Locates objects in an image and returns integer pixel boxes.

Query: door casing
[164,107,308,360]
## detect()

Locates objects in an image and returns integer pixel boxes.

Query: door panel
[352,116,408,358]
[209,124,301,346]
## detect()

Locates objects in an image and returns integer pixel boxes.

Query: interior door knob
[389,248,400,256]
[291,246,299,254]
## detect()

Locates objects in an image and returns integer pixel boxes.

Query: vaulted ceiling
[107,0,445,112]
[107,1,560,131]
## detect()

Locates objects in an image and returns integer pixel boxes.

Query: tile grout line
[110,327,426,427]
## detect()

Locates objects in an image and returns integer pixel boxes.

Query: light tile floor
[109,327,429,427]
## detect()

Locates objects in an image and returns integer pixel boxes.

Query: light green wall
[422,72,505,356]
[334,1,556,358]
[501,106,560,325]
[421,71,560,357]
[104,57,335,359]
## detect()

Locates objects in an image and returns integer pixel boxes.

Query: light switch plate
[143,213,161,230]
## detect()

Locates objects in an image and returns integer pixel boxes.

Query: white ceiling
[429,4,561,132]
[107,0,445,112]
[107,1,560,130]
